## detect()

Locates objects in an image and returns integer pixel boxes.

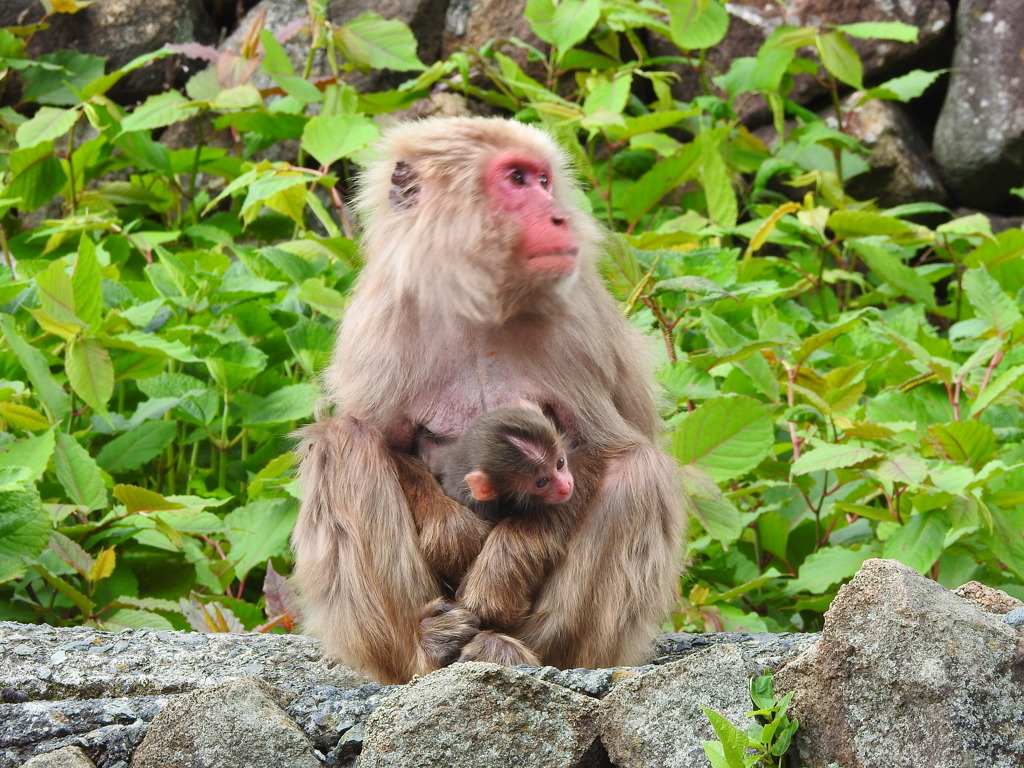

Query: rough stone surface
[129,677,318,768]
[840,98,949,206]
[933,0,1024,207]
[774,558,1024,768]
[0,0,217,103]
[21,746,96,768]
[954,579,1024,614]
[600,643,780,768]
[442,0,540,71]
[0,622,357,700]
[358,663,603,768]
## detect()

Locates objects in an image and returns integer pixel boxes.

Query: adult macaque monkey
[293,117,686,684]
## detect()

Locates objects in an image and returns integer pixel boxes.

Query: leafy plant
[701,670,801,768]
[0,0,1021,638]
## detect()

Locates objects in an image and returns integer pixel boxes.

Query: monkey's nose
[552,214,566,227]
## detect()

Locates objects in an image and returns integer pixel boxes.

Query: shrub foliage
[0,0,1022,634]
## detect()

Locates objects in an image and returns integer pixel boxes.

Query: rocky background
[2,559,1023,768]
[1,0,1022,218]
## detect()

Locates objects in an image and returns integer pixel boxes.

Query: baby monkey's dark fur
[441,406,574,522]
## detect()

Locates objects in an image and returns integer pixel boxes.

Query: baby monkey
[442,406,574,522]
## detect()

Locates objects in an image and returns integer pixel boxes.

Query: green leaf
[836,21,919,43]
[829,210,917,238]
[120,91,202,133]
[102,608,174,631]
[791,443,882,475]
[786,545,877,594]
[0,486,48,583]
[927,421,998,469]
[54,432,107,511]
[72,236,103,329]
[301,114,379,169]
[0,402,50,431]
[961,266,1022,334]
[36,258,79,324]
[5,141,67,211]
[700,707,747,768]
[0,430,56,484]
[817,30,863,89]
[622,142,701,226]
[96,421,177,474]
[22,50,105,105]
[66,336,114,418]
[244,384,318,427]
[224,499,297,580]
[530,0,602,53]
[15,106,79,148]
[860,69,943,103]
[333,13,426,74]
[849,240,935,307]
[970,364,1024,417]
[0,315,70,419]
[673,396,774,482]
[204,341,268,391]
[666,0,730,50]
[882,512,949,573]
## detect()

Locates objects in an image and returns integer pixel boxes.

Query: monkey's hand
[393,453,492,586]
[416,598,482,670]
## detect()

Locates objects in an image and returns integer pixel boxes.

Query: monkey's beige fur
[293,117,687,683]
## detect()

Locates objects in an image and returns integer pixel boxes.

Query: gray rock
[933,0,1024,207]
[953,579,1024,614]
[0,622,357,700]
[0,0,217,104]
[21,746,96,768]
[841,98,949,207]
[774,558,1024,768]
[600,643,773,768]
[128,678,318,768]
[2,696,159,768]
[358,662,603,768]
[1004,607,1024,629]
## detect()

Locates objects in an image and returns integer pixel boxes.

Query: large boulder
[933,0,1024,207]
[775,558,1024,768]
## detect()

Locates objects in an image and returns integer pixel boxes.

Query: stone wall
[3,560,1022,768]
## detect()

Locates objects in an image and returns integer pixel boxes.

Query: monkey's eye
[556,457,565,470]
[535,477,549,488]
[509,168,526,186]
[539,172,550,189]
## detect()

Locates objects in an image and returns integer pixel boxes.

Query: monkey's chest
[417,339,559,436]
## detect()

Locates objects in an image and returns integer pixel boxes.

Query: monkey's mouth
[526,249,579,275]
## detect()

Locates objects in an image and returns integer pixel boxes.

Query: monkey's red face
[485,151,580,277]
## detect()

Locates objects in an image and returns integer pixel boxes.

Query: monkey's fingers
[416,598,481,670]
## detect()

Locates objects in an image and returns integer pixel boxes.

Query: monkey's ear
[465,471,498,501]
[389,160,420,210]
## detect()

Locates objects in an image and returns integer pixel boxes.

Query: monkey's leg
[293,416,440,684]
[518,443,688,670]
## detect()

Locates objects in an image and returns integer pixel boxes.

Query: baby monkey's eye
[556,457,565,470]
[535,477,549,488]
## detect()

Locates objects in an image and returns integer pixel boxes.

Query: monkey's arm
[392,453,492,590]
[293,416,441,684]
[455,515,564,631]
